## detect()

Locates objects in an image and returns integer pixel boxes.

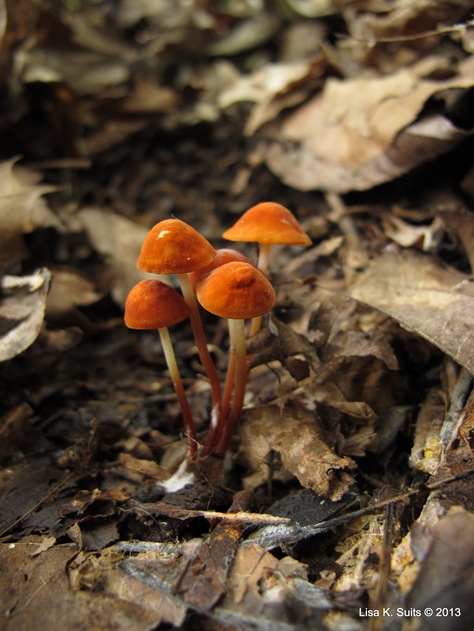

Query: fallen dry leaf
[240,404,355,500]
[175,520,243,613]
[46,267,103,320]
[444,209,474,273]
[350,249,474,375]
[0,268,52,362]
[265,55,474,192]
[0,158,59,270]
[0,536,159,631]
[344,0,473,42]
[77,207,156,307]
[219,57,325,135]
[406,508,474,630]
[383,215,445,251]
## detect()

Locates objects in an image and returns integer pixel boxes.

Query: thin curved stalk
[177,273,222,448]
[158,326,197,458]
[249,243,272,337]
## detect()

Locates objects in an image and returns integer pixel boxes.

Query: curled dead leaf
[350,250,474,375]
[0,268,52,362]
[265,56,474,192]
[0,158,60,270]
[240,405,355,500]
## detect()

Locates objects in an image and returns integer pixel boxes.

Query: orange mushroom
[223,202,311,336]
[222,201,311,275]
[125,280,197,457]
[188,248,254,292]
[137,219,222,426]
[188,248,256,453]
[196,261,275,453]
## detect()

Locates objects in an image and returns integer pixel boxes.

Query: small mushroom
[188,247,254,292]
[124,279,197,457]
[196,261,275,453]
[222,202,311,335]
[222,201,312,274]
[137,218,222,424]
[188,248,255,452]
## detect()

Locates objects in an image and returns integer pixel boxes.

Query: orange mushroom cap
[124,280,190,329]
[138,218,216,274]
[222,202,311,246]
[188,248,255,292]
[196,261,275,320]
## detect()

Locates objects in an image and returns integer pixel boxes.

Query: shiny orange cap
[222,202,311,246]
[188,248,254,292]
[125,280,190,329]
[138,218,216,274]
[196,261,275,320]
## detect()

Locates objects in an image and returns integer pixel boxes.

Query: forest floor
[1,2,474,630]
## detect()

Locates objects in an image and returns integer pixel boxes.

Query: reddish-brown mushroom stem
[196,262,275,454]
[189,248,255,426]
[177,272,222,433]
[124,280,198,458]
[137,219,222,429]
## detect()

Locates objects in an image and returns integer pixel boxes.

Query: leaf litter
[1,1,474,630]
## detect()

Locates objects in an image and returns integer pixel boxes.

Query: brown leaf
[46,267,103,319]
[219,57,325,135]
[333,329,399,371]
[444,209,474,273]
[0,158,59,270]
[77,207,154,307]
[265,56,474,192]
[248,314,319,378]
[240,405,355,500]
[176,521,243,613]
[350,250,474,375]
[0,268,52,362]
[406,508,474,628]
[119,453,171,481]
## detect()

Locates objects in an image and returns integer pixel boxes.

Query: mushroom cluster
[124,202,311,460]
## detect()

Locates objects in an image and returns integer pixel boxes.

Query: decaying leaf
[383,215,445,251]
[0,268,52,362]
[46,267,103,320]
[119,452,171,481]
[208,13,281,57]
[175,521,243,613]
[0,158,60,270]
[248,314,319,378]
[0,536,160,631]
[77,207,155,307]
[406,508,474,629]
[344,0,473,42]
[240,404,355,500]
[219,57,325,135]
[444,209,474,272]
[265,56,474,192]
[350,249,474,375]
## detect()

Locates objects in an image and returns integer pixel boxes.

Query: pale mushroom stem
[177,273,222,429]
[257,242,272,275]
[249,243,272,337]
[158,326,197,458]
[216,318,248,454]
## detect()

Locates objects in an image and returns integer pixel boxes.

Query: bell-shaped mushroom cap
[138,218,216,274]
[196,261,275,320]
[188,248,255,292]
[222,202,311,246]
[125,280,190,329]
